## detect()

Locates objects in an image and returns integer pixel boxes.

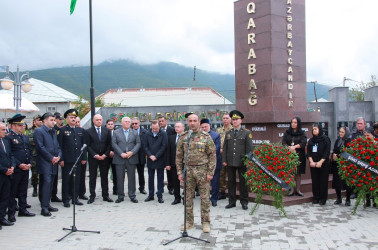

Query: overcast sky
[0,0,377,87]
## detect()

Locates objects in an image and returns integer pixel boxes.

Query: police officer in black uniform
[6,114,35,223]
[57,109,87,207]
[51,112,64,203]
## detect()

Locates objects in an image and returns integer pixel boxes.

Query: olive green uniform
[26,127,39,187]
[176,130,216,225]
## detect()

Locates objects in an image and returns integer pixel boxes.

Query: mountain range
[2,60,332,103]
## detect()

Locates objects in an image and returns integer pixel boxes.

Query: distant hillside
[1,60,332,103]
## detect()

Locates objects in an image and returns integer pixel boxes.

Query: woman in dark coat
[331,126,352,206]
[307,123,331,205]
[282,116,307,196]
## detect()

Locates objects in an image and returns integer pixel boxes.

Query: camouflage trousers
[185,165,211,225]
[31,160,39,186]
[219,165,227,192]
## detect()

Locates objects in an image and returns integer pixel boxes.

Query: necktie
[234,130,238,136]
[176,134,180,144]
[124,129,129,141]
[97,127,101,140]
[0,138,6,153]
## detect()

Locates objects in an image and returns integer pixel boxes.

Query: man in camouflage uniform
[216,112,232,199]
[176,113,216,233]
[27,115,43,197]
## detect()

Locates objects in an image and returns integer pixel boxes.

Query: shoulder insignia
[249,133,252,139]
[57,130,60,135]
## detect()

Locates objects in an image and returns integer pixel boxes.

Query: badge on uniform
[227,134,231,140]
[13,138,19,144]
[57,130,60,135]
[249,133,252,139]
[64,130,71,136]
[312,144,318,153]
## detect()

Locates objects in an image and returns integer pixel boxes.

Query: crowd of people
[0,108,377,233]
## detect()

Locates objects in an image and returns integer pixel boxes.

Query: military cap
[64,109,79,118]
[33,114,42,121]
[8,113,26,124]
[200,118,210,125]
[54,112,64,120]
[229,110,244,120]
[42,112,54,121]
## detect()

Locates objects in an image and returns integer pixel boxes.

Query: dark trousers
[116,162,136,199]
[227,166,248,205]
[51,172,59,198]
[171,166,181,200]
[79,163,87,197]
[136,163,145,191]
[62,162,81,203]
[39,174,55,210]
[8,170,29,216]
[166,168,173,191]
[88,158,110,198]
[210,165,222,202]
[0,175,10,219]
[148,168,164,198]
[310,166,329,202]
[111,163,117,194]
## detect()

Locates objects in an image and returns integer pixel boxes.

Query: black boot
[334,189,342,205]
[32,184,38,197]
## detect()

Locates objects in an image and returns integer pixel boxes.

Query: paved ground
[1,175,378,250]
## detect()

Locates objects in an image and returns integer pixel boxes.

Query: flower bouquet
[244,143,299,217]
[337,137,378,214]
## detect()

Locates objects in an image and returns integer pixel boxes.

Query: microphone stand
[164,131,210,245]
[58,148,100,242]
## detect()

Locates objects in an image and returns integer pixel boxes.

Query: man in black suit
[132,117,147,194]
[51,112,64,203]
[166,122,185,205]
[7,114,35,223]
[0,122,15,228]
[57,109,87,208]
[34,113,62,216]
[158,116,175,194]
[86,114,113,204]
[105,119,117,195]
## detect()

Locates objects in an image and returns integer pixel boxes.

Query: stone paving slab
[1,177,378,250]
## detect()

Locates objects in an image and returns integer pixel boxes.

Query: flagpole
[89,0,95,125]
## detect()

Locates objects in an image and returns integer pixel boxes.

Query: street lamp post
[0,66,33,113]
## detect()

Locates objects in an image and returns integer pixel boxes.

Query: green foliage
[349,75,377,101]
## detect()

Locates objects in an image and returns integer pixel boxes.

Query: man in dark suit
[7,114,35,223]
[132,117,147,194]
[51,112,64,203]
[0,122,15,228]
[57,109,87,208]
[112,117,141,203]
[34,113,62,216]
[86,114,113,204]
[200,118,222,207]
[166,122,185,205]
[158,115,175,194]
[105,119,117,195]
[222,110,252,210]
[144,120,168,203]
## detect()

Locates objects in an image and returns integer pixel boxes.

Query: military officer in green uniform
[216,112,232,199]
[222,110,252,210]
[26,115,43,197]
[176,113,216,233]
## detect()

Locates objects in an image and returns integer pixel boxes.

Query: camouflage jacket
[216,125,233,149]
[176,130,216,176]
[26,127,37,157]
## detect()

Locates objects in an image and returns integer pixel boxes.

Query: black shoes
[225,203,236,209]
[0,218,14,226]
[115,198,124,203]
[312,199,319,204]
[287,191,295,197]
[103,196,114,202]
[195,190,200,197]
[32,185,38,197]
[18,210,36,217]
[139,189,147,195]
[63,202,70,208]
[130,198,138,203]
[79,195,88,200]
[144,196,154,202]
[319,200,326,205]
[158,197,164,203]
[72,200,84,206]
[41,209,52,217]
[345,200,351,206]
[48,206,59,212]
[295,190,304,197]
[51,196,62,202]
[87,197,95,204]
[334,198,342,205]
[218,192,226,200]
[168,189,174,195]
[172,198,181,205]
[211,201,217,207]
[8,215,16,223]
[242,204,248,210]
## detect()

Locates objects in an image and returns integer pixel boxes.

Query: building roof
[0,78,81,103]
[98,87,232,107]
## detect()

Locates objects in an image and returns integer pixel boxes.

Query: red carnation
[370,161,375,167]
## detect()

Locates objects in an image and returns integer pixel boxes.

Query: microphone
[80,144,87,151]
[187,129,193,138]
